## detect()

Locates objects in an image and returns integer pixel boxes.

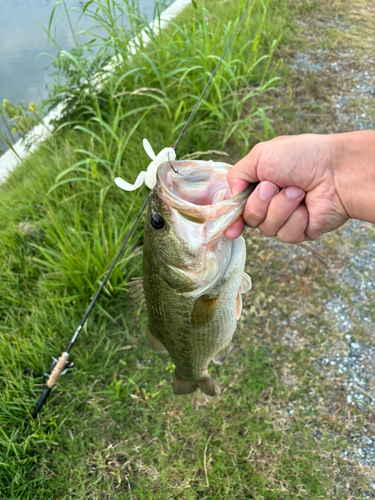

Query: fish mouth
[157,160,232,206]
[157,159,250,206]
[156,159,254,244]
[155,160,256,298]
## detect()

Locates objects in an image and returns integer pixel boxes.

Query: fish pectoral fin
[213,341,232,365]
[173,372,216,397]
[241,273,252,293]
[235,289,242,320]
[235,273,251,319]
[191,294,219,327]
[147,327,167,353]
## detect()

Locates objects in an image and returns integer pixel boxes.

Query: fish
[141,159,257,396]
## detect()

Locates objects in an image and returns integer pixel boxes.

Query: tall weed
[29,0,286,298]
[45,0,284,161]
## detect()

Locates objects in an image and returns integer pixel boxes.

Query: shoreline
[0,0,192,186]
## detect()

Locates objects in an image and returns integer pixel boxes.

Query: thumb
[227,146,261,197]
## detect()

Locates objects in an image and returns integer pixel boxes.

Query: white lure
[114,139,176,191]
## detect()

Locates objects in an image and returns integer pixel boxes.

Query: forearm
[334,130,375,223]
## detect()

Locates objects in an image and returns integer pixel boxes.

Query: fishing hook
[168,151,179,175]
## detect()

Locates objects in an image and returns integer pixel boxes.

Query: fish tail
[173,373,198,395]
[173,371,215,397]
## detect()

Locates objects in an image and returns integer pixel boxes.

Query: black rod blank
[32,197,149,418]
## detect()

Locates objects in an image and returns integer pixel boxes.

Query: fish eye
[150,213,165,230]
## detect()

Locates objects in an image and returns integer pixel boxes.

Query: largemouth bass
[142,159,257,396]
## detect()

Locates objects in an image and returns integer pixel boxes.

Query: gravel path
[253,1,375,493]
[256,217,375,495]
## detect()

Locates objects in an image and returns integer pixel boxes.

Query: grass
[0,0,374,498]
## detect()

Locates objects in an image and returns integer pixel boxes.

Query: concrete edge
[0,0,192,185]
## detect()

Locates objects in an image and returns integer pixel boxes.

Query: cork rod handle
[46,352,69,388]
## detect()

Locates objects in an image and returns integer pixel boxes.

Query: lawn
[0,0,373,498]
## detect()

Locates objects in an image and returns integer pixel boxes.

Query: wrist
[332,130,375,223]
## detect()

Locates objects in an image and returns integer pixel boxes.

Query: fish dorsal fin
[191,294,219,327]
[241,273,252,293]
[126,277,145,303]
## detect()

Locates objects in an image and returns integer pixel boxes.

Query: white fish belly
[185,236,246,380]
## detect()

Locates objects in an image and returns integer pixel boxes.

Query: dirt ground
[241,0,375,496]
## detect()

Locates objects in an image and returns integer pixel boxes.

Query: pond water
[0,0,170,151]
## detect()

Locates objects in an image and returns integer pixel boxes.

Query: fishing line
[32,0,254,419]
[173,0,255,153]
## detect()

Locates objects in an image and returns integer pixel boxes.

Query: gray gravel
[293,48,375,131]
[261,218,375,484]
[322,221,375,476]
[285,6,375,495]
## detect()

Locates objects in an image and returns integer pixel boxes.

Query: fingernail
[258,181,279,201]
[285,186,305,200]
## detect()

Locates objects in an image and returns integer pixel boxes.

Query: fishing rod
[32,197,148,419]
[32,0,254,419]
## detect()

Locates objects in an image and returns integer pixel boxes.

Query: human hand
[225,134,352,243]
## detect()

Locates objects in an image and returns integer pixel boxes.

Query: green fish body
[142,160,255,396]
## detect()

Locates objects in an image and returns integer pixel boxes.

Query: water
[0,0,169,151]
